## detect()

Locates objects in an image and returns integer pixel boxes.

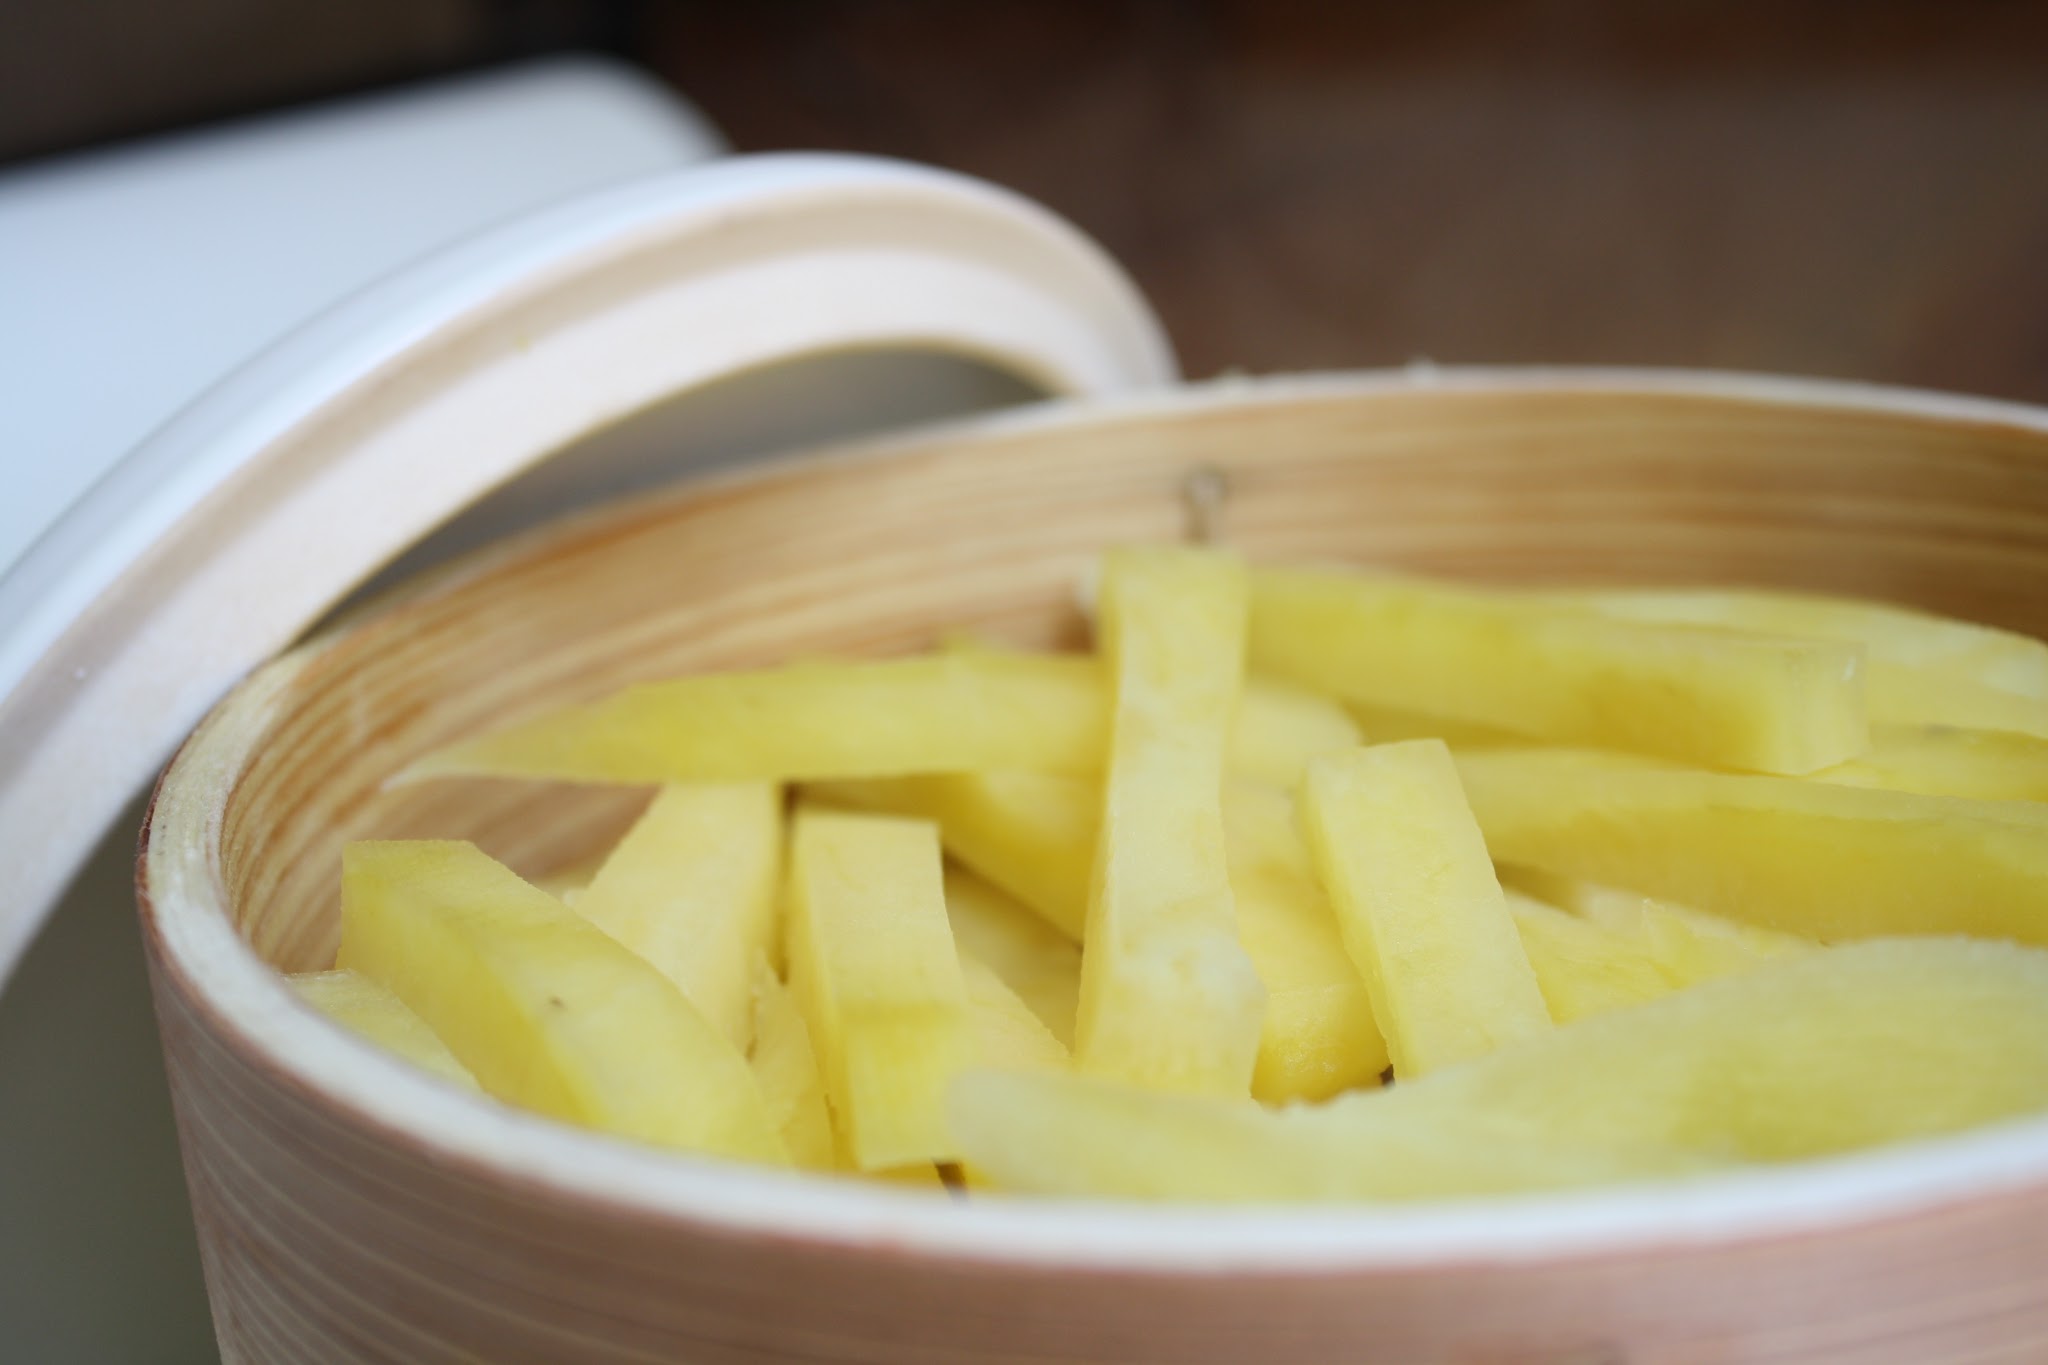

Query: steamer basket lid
[0,150,1174,985]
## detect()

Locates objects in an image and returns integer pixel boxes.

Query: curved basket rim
[141,365,2048,1274]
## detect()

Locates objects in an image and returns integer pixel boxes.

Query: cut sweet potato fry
[943,869,1081,1048]
[1545,586,2048,737]
[1500,866,1813,980]
[331,547,2048,1204]
[825,771,1384,1100]
[810,771,1094,939]
[961,949,1069,1072]
[1074,547,1265,1096]
[1859,670,2048,740]
[924,783,1387,1102]
[1818,724,2048,802]
[1502,892,1674,1025]
[1250,566,1867,774]
[748,965,837,1171]
[573,782,781,1051]
[1302,740,1550,1078]
[1342,701,1528,750]
[410,650,1361,792]
[408,653,1110,785]
[951,938,2048,1200]
[1548,586,2048,699]
[337,841,785,1162]
[1461,747,2048,944]
[954,616,1362,789]
[1371,936,2048,1160]
[1224,782,1390,1102]
[949,1069,1694,1202]
[289,969,478,1090]
[937,624,1361,789]
[802,675,1356,941]
[1227,678,1362,787]
[787,809,975,1169]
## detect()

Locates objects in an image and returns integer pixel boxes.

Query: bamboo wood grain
[143,373,2048,1363]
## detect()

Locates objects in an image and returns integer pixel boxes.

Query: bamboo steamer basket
[140,366,2048,1363]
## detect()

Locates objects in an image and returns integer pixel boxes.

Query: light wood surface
[143,372,2048,1362]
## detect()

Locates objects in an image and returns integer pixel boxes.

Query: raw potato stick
[951,939,2048,1200]
[1857,668,2048,740]
[408,653,1109,785]
[408,655,1356,792]
[943,869,1082,1048]
[787,809,976,1170]
[1545,585,2048,700]
[1342,701,1528,750]
[1301,740,1551,1078]
[573,782,781,1050]
[748,965,837,1171]
[950,1069,1697,1203]
[811,771,1096,940]
[961,949,1070,1073]
[1461,747,2048,944]
[1223,782,1391,1102]
[1338,709,2048,806]
[845,772,1389,1097]
[1502,893,1675,1025]
[1073,547,1266,1097]
[807,676,1356,942]
[317,546,2048,1206]
[1818,724,2048,802]
[1545,585,2048,738]
[289,969,479,1091]
[939,627,1362,789]
[1225,677,1364,787]
[337,841,786,1163]
[1500,867,1813,982]
[1250,566,1867,775]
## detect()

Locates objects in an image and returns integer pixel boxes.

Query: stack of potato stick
[293,548,2048,1200]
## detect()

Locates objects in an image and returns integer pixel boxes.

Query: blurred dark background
[7,0,2048,396]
